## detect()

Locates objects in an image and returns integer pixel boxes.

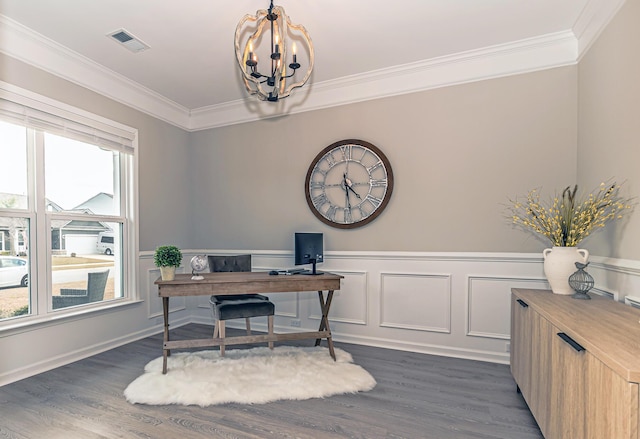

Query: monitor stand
[303,258,324,275]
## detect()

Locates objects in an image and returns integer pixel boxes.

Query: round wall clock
[305,139,394,229]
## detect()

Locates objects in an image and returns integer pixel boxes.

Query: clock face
[305,139,394,229]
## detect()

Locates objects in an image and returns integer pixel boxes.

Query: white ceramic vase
[543,246,589,295]
[160,266,176,281]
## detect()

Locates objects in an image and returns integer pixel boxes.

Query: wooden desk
[155,271,343,374]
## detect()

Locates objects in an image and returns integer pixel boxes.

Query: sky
[1,121,115,210]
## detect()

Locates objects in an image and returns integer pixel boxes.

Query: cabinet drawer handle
[557,332,585,352]
[516,299,529,308]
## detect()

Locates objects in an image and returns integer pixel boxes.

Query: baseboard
[331,333,511,365]
[0,318,189,387]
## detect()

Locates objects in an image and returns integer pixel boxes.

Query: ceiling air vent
[107,29,149,53]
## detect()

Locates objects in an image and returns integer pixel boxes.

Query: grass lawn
[52,256,110,268]
[1,256,115,318]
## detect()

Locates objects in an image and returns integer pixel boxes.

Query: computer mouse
[269,270,279,275]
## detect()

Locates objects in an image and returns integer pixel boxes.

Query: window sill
[0,298,144,337]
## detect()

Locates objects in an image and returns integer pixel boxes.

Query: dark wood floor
[0,324,543,439]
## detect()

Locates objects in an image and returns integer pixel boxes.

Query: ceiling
[0,0,625,130]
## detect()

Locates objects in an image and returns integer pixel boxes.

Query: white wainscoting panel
[585,260,639,301]
[467,276,547,339]
[270,292,299,319]
[196,295,210,309]
[308,270,368,325]
[380,272,451,333]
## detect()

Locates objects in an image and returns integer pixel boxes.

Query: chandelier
[234,1,314,102]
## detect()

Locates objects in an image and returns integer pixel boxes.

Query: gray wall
[578,0,640,260]
[0,54,192,252]
[189,67,577,253]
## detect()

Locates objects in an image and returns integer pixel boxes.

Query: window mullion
[33,130,50,314]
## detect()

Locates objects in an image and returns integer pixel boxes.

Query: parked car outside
[0,256,28,288]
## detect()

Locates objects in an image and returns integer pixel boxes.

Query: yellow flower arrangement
[508,181,634,247]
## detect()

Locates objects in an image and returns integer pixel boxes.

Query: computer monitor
[294,232,324,275]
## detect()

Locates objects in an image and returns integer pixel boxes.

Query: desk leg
[162,297,170,374]
[315,290,336,361]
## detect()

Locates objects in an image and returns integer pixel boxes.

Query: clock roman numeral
[312,164,328,177]
[326,205,337,221]
[339,145,352,161]
[370,178,387,187]
[366,194,383,208]
[367,161,383,173]
[324,152,336,168]
[312,193,328,208]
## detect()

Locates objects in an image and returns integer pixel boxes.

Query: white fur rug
[124,346,376,406]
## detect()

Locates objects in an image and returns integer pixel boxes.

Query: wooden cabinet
[529,309,553,435]
[511,288,640,439]
[511,293,582,437]
[548,328,588,438]
[510,295,532,396]
[587,355,638,438]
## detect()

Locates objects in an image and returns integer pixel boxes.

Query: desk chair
[208,255,274,356]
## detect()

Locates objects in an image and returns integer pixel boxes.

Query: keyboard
[270,268,310,275]
[286,268,308,274]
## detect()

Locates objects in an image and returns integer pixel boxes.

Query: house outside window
[0,83,137,323]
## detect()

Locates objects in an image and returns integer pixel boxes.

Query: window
[0,83,137,323]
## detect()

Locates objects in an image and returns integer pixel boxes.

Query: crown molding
[0,15,191,129]
[573,0,627,61]
[0,1,617,131]
[189,31,578,130]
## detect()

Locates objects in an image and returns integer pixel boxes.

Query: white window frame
[0,81,139,328]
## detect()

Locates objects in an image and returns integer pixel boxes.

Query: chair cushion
[213,299,275,320]
[210,294,269,304]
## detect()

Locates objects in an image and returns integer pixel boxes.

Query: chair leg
[213,321,219,338]
[268,315,274,350]
[245,317,251,335]
[219,320,226,357]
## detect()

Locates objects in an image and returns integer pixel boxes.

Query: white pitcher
[543,247,589,295]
